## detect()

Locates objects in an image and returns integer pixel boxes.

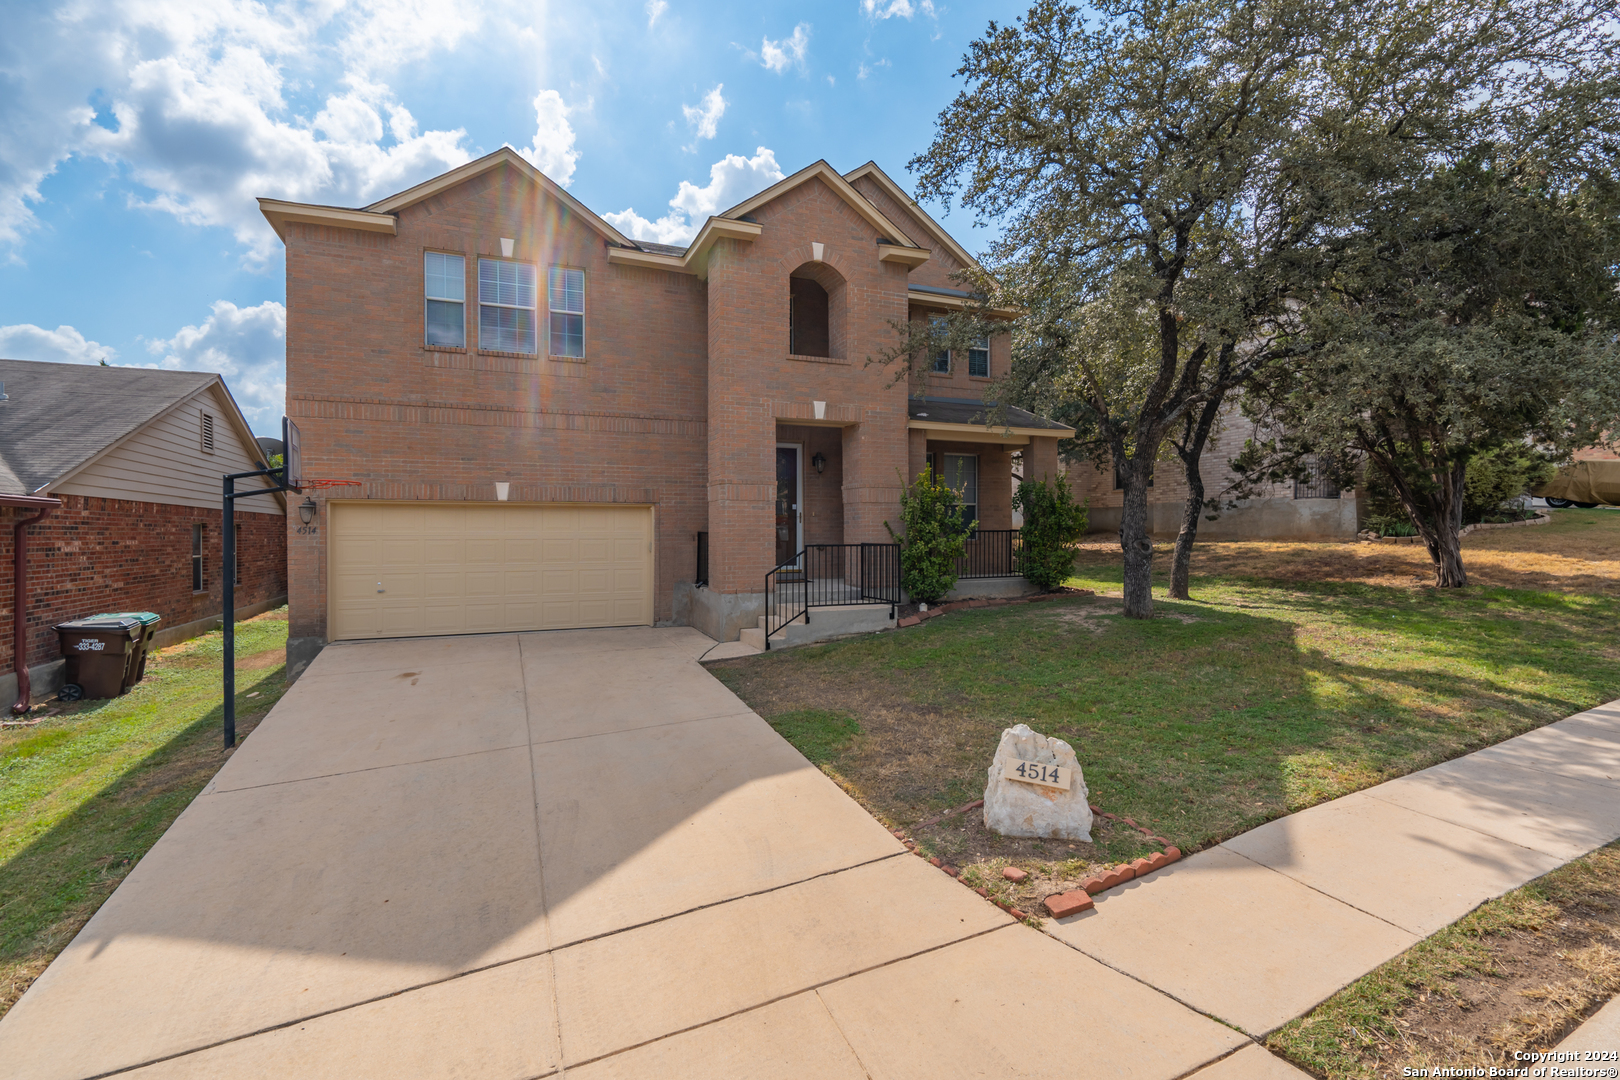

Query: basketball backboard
[282,417,302,491]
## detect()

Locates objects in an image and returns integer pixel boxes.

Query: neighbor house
[0,359,288,708]
[1065,400,1362,540]
[260,148,1073,668]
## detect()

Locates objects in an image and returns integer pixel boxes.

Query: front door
[776,445,801,567]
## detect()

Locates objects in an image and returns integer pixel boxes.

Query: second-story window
[930,316,950,373]
[424,252,465,347]
[479,257,538,354]
[549,267,585,357]
[968,336,990,377]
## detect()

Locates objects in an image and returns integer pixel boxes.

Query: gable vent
[201,412,216,455]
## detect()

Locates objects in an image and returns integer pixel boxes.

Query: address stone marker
[983,724,1093,841]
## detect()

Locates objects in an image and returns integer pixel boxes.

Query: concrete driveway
[0,626,1257,1079]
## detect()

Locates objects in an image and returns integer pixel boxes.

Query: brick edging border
[893,801,1182,921]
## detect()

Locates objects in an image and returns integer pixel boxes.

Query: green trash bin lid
[90,611,162,626]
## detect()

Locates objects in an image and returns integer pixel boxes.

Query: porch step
[738,626,766,651]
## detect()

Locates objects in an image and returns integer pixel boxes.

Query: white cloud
[518,90,580,187]
[646,0,668,28]
[604,147,784,247]
[682,85,725,148]
[148,300,287,432]
[0,0,480,263]
[0,324,116,366]
[858,58,892,80]
[861,0,936,17]
[760,24,810,73]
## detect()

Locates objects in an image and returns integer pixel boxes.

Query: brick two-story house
[262,149,1071,672]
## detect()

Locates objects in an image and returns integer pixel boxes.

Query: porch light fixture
[298,497,317,525]
[812,452,826,474]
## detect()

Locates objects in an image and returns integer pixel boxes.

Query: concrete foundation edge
[148,595,289,653]
[944,576,1039,601]
[286,636,326,686]
[0,659,66,711]
[685,585,765,643]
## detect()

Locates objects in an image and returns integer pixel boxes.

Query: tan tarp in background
[1534,460,1620,505]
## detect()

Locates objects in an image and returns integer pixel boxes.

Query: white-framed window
[941,452,979,525]
[478,257,538,354]
[968,336,990,377]
[424,252,465,347]
[549,266,585,358]
[200,411,215,454]
[930,315,950,373]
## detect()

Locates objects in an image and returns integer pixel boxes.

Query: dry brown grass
[1271,844,1620,1079]
[1074,508,1620,596]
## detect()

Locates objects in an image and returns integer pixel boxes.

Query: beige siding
[54,384,285,515]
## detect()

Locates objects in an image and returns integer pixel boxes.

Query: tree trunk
[1169,462,1204,600]
[1425,526,1468,587]
[1168,393,1222,600]
[1120,466,1156,618]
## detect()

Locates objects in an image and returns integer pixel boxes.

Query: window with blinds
[549,266,585,358]
[478,258,538,354]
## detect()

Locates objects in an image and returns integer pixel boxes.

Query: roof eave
[258,199,398,243]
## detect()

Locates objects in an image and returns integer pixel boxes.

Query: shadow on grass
[0,664,284,1016]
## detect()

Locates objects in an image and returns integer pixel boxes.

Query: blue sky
[0,0,1018,434]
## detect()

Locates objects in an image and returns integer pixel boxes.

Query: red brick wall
[284,162,709,639]
[282,161,1027,637]
[0,497,287,671]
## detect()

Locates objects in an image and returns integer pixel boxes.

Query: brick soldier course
[262,149,1071,665]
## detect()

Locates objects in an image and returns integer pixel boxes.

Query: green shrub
[886,466,974,604]
[1463,445,1557,524]
[1013,478,1089,591]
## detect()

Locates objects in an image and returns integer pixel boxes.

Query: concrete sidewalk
[0,627,1250,1079]
[1049,698,1620,1039]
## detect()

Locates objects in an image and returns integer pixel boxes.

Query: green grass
[709,572,1620,858]
[0,611,289,1017]
[763,709,863,766]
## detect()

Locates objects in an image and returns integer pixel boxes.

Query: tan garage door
[329,503,653,640]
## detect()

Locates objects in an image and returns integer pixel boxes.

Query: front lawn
[707,544,1620,902]
[0,610,289,1018]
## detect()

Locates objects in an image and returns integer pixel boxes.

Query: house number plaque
[1002,760,1072,791]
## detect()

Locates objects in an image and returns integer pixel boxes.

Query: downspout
[8,496,61,716]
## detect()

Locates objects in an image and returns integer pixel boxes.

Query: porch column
[1026,435,1060,485]
[841,408,908,545]
[699,238,776,640]
[908,427,928,482]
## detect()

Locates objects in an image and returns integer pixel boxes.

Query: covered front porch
[686,402,1073,647]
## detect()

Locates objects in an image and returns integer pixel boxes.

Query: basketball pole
[221,417,300,750]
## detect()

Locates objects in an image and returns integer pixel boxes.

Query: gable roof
[719,160,925,251]
[843,162,982,274]
[0,359,274,502]
[260,147,639,247]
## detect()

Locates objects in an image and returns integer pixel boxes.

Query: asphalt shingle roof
[0,359,218,495]
[907,396,1071,432]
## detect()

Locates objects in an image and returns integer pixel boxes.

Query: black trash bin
[90,611,162,689]
[54,617,143,701]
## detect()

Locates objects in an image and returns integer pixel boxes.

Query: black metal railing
[957,528,1024,579]
[765,543,901,648]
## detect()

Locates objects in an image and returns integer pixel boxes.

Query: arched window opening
[790,276,830,357]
